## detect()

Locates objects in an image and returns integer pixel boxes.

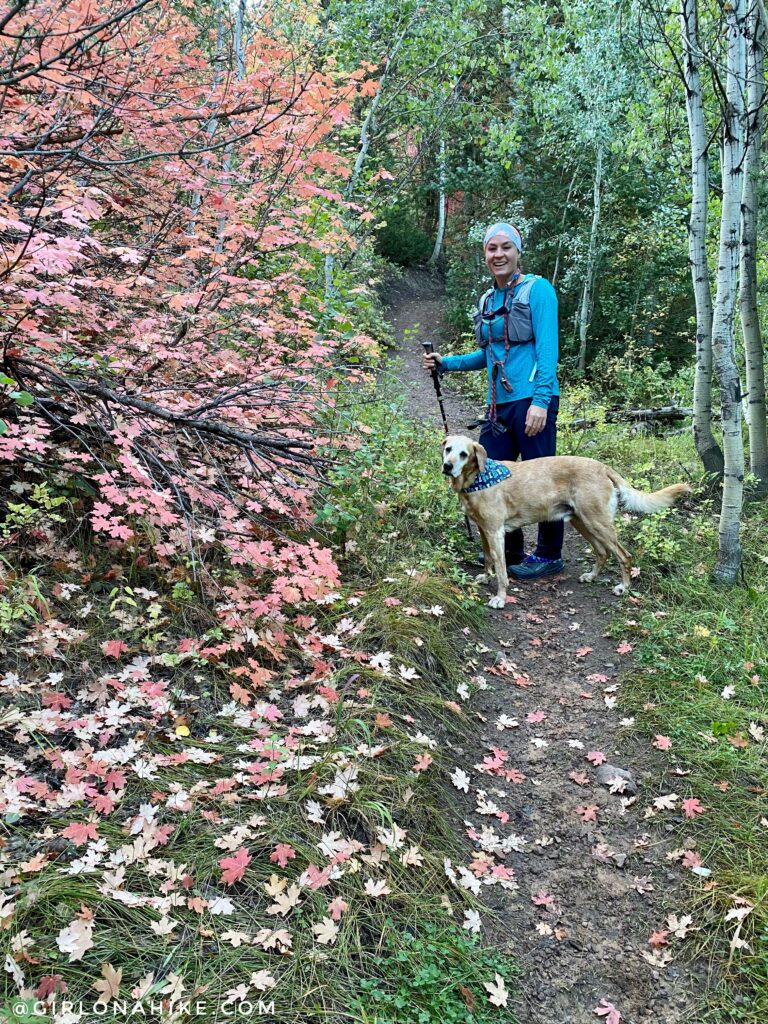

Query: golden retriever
[442,435,690,607]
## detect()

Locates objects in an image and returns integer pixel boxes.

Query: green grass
[0,376,515,1024]
[557,414,768,1024]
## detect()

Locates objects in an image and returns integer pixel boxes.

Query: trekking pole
[421,340,473,542]
[421,340,450,434]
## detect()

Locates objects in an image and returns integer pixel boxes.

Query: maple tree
[0,0,378,606]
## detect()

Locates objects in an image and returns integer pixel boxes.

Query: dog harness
[462,458,512,493]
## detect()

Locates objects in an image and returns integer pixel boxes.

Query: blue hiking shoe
[508,554,565,580]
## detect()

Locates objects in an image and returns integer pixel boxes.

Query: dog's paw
[476,573,490,585]
[579,571,597,583]
[488,594,506,609]
[612,582,628,596]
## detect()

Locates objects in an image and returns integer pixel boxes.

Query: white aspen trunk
[428,136,446,267]
[325,26,409,300]
[552,164,580,287]
[740,2,768,487]
[711,0,748,584]
[577,145,603,373]
[215,0,247,254]
[189,6,226,236]
[680,0,724,474]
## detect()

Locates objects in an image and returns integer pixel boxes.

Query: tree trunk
[577,145,603,373]
[189,5,226,236]
[711,0,747,584]
[552,163,580,287]
[740,3,768,486]
[428,137,446,267]
[680,0,724,475]
[215,0,247,254]
[324,25,409,300]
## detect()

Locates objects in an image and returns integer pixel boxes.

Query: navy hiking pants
[478,396,564,562]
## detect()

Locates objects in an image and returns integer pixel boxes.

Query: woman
[423,221,564,580]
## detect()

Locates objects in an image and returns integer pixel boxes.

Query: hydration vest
[472,275,539,348]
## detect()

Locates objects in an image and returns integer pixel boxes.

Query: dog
[442,435,690,607]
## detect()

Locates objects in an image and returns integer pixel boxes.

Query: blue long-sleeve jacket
[440,275,560,409]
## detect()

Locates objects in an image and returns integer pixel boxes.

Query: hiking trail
[383,270,704,1024]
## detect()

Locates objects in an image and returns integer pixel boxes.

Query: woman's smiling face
[484,233,520,284]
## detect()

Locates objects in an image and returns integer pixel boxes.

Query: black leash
[422,339,474,542]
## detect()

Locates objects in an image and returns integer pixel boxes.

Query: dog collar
[462,458,512,493]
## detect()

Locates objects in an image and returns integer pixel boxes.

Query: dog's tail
[607,469,691,514]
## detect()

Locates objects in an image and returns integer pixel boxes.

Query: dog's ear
[472,440,487,475]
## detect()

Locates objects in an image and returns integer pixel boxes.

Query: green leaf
[0,420,7,436]
[10,391,34,407]
[711,721,737,736]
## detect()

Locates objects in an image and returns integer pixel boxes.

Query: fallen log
[567,405,693,429]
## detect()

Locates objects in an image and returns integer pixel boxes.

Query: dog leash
[422,339,473,541]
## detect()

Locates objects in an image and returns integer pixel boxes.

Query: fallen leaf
[653,793,679,810]
[594,998,622,1024]
[57,914,94,962]
[92,964,122,1004]
[219,847,252,886]
[312,917,339,945]
[576,805,599,823]
[569,771,590,786]
[483,973,509,1008]
[458,984,476,1011]
[682,797,705,818]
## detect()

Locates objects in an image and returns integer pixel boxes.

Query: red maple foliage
[0,0,378,615]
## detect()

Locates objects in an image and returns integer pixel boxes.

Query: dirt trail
[383,271,702,1024]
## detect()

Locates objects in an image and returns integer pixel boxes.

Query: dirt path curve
[383,270,701,1024]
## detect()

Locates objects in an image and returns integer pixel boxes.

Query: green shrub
[376,206,434,267]
[352,923,516,1024]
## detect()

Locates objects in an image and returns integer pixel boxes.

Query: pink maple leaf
[531,890,557,909]
[575,646,593,658]
[587,673,609,683]
[526,710,546,724]
[101,639,129,658]
[269,844,296,868]
[576,805,599,823]
[586,751,606,765]
[36,976,68,999]
[682,850,702,869]
[219,847,251,885]
[61,822,99,846]
[569,771,590,786]
[305,863,333,889]
[653,735,672,751]
[413,753,433,772]
[682,797,705,818]
[616,641,633,655]
[328,897,348,921]
[594,998,622,1024]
